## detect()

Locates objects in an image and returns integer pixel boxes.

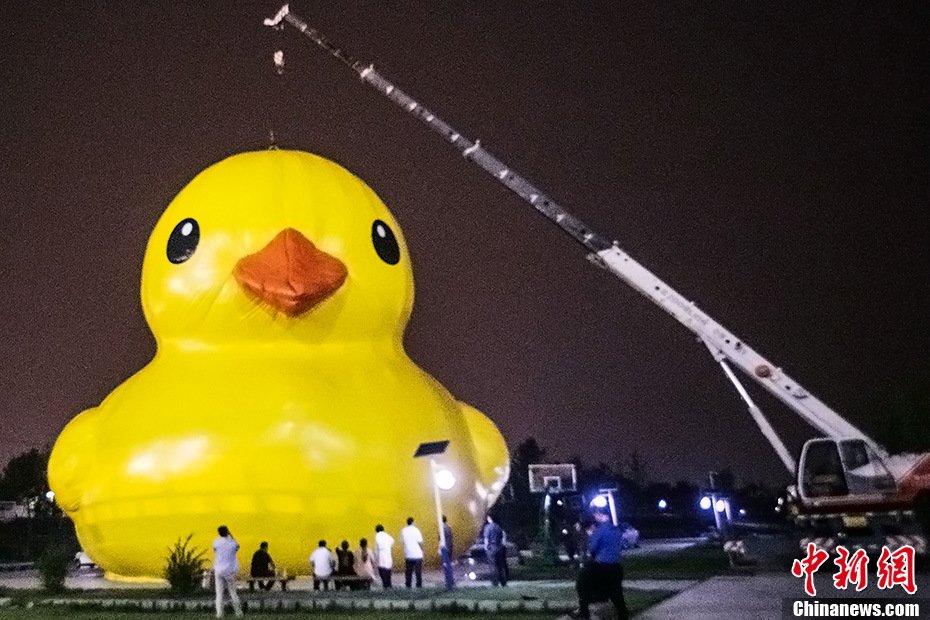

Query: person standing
[212,525,243,618]
[483,514,508,587]
[309,540,335,591]
[249,541,276,591]
[571,506,628,620]
[439,515,455,589]
[373,524,395,588]
[400,516,424,588]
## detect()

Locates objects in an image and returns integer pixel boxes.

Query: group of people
[371,516,455,590]
[212,507,628,620]
[305,538,376,591]
[209,516,457,617]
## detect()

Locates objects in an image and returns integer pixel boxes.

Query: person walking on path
[212,525,243,618]
[571,506,629,620]
[309,540,335,591]
[400,516,424,588]
[483,514,508,587]
[374,524,395,588]
[439,515,455,589]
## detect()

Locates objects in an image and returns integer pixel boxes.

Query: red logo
[791,543,918,597]
[832,546,869,592]
[792,543,830,596]
[876,545,916,594]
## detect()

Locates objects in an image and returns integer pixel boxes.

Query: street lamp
[434,467,456,491]
[590,490,618,526]
[414,440,453,548]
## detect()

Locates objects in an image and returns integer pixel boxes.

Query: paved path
[636,573,930,620]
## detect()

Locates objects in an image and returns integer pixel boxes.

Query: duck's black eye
[371,220,400,265]
[166,218,200,264]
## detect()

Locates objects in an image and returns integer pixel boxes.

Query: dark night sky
[1,2,927,486]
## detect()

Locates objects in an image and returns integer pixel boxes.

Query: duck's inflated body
[49,151,509,579]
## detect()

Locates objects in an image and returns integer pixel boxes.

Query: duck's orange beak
[233,228,348,317]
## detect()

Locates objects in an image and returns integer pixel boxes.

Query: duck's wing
[48,406,99,514]
[460,402,510,510]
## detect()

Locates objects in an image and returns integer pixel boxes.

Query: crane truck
[265,4,930,557]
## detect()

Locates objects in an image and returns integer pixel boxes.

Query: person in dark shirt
[571,506,628,620]
[483,514,508,587]
[439,515,455,589]
[335,540,357,586]
[250,541,276,591]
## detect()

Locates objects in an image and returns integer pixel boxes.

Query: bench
[331,575,373,590]
[246,575,296,592]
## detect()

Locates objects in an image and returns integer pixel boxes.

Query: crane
[265,4,930,553]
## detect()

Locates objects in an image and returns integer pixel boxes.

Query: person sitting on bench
[354,538,377,584]
[250,541,276,591]
[334,540,356,589]
[309,540,335,591]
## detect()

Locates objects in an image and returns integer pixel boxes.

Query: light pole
[414,440,453,548]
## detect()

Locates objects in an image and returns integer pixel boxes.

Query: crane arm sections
[267,4,881,455]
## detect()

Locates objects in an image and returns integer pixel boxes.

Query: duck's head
[141,150,413,347]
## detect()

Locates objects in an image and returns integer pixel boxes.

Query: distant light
[467,571,477,581]
[45,491,55,502]
[715,499,726,513]
[556,499,563,506]
[590,495,609,509]
[657,499,668,510]
[467,557,476,566]
[561,529,569,536]
[739,509,747,517]
[777,497,785,505]
[699,496,712,510]
[434,469,456,491]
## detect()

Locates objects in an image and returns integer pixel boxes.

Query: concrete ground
[636,572,930,620]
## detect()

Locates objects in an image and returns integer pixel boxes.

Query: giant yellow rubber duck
[48,150,509,580]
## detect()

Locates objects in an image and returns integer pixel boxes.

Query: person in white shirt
[212,525,243,618]
[309,540,335,591]
[400,516,424,588]
[373,524,395,588]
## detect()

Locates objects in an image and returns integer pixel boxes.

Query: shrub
[36,546,71,593]
[164,534,206,595]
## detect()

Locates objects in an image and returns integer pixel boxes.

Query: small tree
[36,546,71,593]
[164,534,206,595]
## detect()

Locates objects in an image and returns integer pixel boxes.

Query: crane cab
[798,438,897,506]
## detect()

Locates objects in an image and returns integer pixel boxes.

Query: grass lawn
[624,543,730,580]
[0,586,673,618]
[511,541,730,581]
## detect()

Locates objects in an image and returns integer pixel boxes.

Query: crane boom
[266,4,881,458]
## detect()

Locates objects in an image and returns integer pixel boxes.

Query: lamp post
[414,440,453,548]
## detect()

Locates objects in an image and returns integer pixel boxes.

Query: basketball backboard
[528,463,577,494]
